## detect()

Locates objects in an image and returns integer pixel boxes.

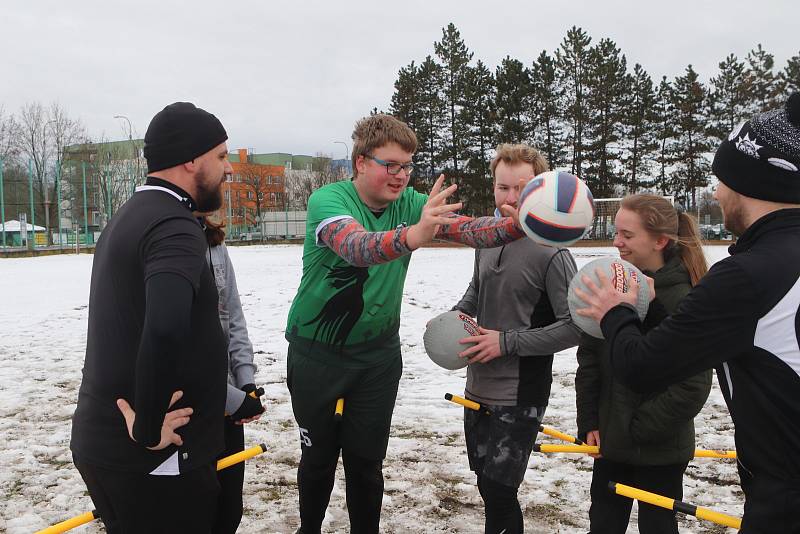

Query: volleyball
[518,171,595,247]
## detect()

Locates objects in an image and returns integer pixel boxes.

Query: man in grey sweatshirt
[453,144,582,534]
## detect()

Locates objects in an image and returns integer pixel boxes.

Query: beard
[195,167,223,212]
[722,201,747,237]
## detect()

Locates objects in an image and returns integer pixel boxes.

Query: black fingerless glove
[230,392,264,420]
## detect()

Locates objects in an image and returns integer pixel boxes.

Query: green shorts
[287,342,403,461]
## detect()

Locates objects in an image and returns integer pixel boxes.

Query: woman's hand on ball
[458,327,502,364]
[574,267,640,323]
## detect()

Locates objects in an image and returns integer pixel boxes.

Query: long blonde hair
[620,194,708,286]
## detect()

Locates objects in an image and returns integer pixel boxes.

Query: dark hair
[202,216,226,247]
[620,194,708,286]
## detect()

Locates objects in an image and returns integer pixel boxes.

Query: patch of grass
[524,502,582,528]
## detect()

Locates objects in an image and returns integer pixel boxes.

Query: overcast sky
[2,0,798,157]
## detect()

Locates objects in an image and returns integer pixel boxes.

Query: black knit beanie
[144,102,228,173]
[712,93,800,203]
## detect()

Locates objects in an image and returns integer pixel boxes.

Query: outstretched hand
[573,267,644,324]
[407,174,462,250]
[117,390,193,451]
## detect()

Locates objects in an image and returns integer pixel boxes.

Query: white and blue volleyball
[518,171,595,247]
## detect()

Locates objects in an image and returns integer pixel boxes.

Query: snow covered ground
[0,244,741,533]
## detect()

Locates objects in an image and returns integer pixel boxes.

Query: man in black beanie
[71,102,234,533]
[575,94,800,533]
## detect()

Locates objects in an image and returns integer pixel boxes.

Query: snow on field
[0,244,741,533]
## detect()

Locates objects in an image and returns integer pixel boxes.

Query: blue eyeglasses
[364,154,414,176]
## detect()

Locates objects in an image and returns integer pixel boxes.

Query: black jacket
[576,256,712,465]
[602,209,800,482]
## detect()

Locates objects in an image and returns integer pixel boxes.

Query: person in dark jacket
[575,194,712,533]
[575,95,800,533]
[453,144,582,534]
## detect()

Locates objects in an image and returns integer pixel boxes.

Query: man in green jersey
[286,114,526,534]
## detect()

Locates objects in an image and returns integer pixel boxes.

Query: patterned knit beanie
[712,93,800,203]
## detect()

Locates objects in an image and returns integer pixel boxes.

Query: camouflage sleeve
[317,218,413,267]
[435,215,524,248]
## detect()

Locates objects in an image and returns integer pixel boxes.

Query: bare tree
[15,102,86,244]
[284,155,347,209]
[91,137,138,227]
[0,106,19,163]
[237,161,275,227]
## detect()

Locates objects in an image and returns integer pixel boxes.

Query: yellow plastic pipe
[611,482,741,529]
[444,393,491,414]
[216,443,267,471]
[36,511,97,534]
[539,425,585,445]
[36,444,267,534]
[535,443,600,454]
[694,449,737,459]
[534,443,736,459]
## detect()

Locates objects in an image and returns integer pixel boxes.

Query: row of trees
[389,24,799,215]
[0,102,100,245]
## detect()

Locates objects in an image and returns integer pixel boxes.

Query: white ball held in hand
[423,311,479,370]
[567,257,651,338]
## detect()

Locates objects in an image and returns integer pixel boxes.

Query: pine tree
[583,38,629,197]
[556,26,592,178]
[461,61,497,215]
[653,77,678,196]
[781,51,800,95]
[530,50,566,169]
[413,56,447,190]
[621,63,659,193]
[744,44,781,112]
[494,56,532,144]
[671,65,712,210]
[390,61,420,132]
[434,23,473,177]
[708,54,749,141]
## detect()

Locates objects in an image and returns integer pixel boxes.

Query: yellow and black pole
[609,482,742,530]
[538,425,585,445]
[35,511,97,534]
[335,398,345,421]
[444,393,491,415]
[533,443,736,459]
[534,443,600,454]
[35,444,268,534]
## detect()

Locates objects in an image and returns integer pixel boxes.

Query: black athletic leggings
[297,448,384,534]
[475,459,524,534]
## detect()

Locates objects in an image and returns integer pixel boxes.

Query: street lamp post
[334,141,350,177]
[333,141,349,161]
[114,115,135,196]
[45,119,61,247]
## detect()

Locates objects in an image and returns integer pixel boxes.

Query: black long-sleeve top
[71,178,227,473]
